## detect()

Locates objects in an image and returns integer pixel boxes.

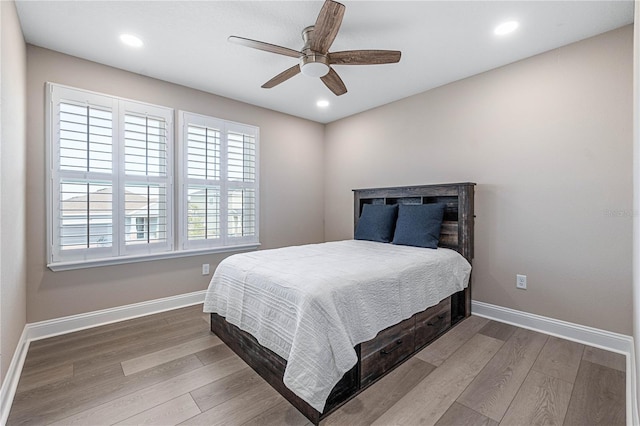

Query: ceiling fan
[228,0,401,96]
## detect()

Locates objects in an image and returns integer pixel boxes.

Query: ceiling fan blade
[310,0,345,54]
[262,64,301,89]
[330,50,402,65]
[228,36,301,58]
[320,67,347,96]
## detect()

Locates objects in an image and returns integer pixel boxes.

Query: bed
[205,182,476,424]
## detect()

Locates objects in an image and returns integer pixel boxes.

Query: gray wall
[1,0,27,380]
[324,26,633,335]
[26,46,325,323]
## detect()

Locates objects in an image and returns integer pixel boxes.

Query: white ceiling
[15,1,634,123]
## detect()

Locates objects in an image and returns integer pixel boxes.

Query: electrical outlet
[202,264,210,275]
[516,274,527,290]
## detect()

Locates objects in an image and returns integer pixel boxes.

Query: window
[46,84,259,270]
[179,111,259,251]
[48,84,173,265]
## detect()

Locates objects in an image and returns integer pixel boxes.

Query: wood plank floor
[7,305,626,425]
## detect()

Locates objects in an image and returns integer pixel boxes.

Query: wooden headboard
[353,182,476,317]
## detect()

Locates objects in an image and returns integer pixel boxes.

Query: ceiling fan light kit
[300,55,330,78]
[228,0,401,96]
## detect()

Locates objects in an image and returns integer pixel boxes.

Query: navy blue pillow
[354,204,398,243]
[392,203,445,249]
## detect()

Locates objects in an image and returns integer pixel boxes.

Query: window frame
[177,110,260,252]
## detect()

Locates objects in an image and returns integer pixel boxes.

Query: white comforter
[203,240,471,412]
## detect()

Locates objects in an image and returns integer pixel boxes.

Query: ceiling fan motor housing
[299,25,330,77]
[300,54,330,77]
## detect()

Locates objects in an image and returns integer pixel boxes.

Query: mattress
[203,239,471,412]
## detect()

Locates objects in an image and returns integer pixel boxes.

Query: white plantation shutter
[59,103,113,173]
[227,131,256,182]
[227,188,256,238]
[49,87,119,262]
[58,103,114,252]
[120,103,172,255]
[226,126,257,241]
[47,84,173,265]
[187,125,220,181]
[187,185,221,240]
[180,112,259,250]
[58,181,113,251]
[185,123,222,243]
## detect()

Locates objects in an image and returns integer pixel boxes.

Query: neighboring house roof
[61,187,159,217]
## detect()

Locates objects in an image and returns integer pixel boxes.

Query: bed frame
[210,182,476,424]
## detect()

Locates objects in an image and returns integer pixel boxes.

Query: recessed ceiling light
[120,34,143,48]
[316,100,330,108]
[494,21,519,36]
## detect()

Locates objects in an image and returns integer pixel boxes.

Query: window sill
[47,243,261,272]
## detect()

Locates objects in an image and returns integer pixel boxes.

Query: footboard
[210,312,359,424]
[210,290,464,424]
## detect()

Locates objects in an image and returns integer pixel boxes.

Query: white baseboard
[0,327,29,426]
[629,344,639,426]
[27,290,207,342]
[0,290,207,425]
[471,300,636,426]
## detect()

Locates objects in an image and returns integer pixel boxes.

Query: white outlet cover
[516,274,527,289]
